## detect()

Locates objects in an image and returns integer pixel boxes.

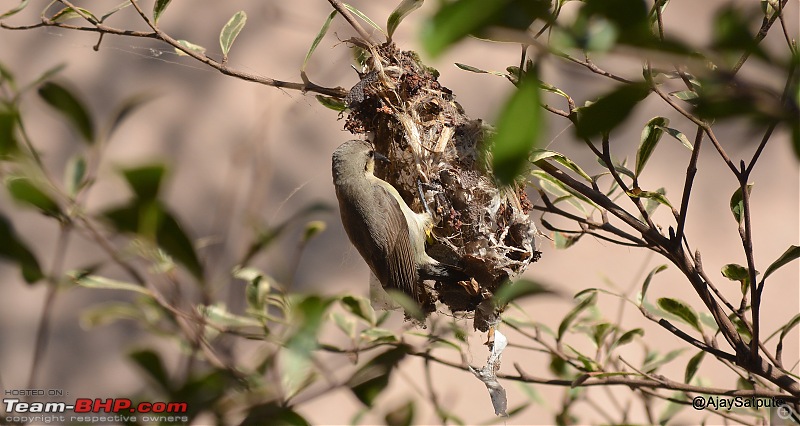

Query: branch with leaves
[2,0,799,424]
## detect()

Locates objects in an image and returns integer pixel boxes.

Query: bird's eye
[368,150,374,158]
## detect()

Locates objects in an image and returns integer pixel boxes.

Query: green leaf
[493,279,553,308]
[721,263,749,281]
[454,63,505,76]
[236,266,270,311]
[199,303,261,328]
[71,272,152,296]
[50,6,98,23]
[0,108,19,156]
[712,6,766,59]
[684,351,705,383]
[107,93,154,138]
[287,295,335,353]
[530,149,592,182]
[315,95,346,111]
[636,117,668,178]
[361,328,399,344]
[639,264,667,302]
[38,81,94,143]
[575,82,650,139]
[303,10,337,72]
[129,349,171,392]
[609,328,643,353]
[64,155,87,197]
[332,311,356,339]
[220,11,247,59]
[301,220,326,242]
[102,197,204,281]
[532,170,600,210]
[592,322,614,347]
[763,245,800,281]
[657,391,687,424]
[342,3,387,38]
[0,62,15,89]
[19,64,66,95]
[80,302,144,328]
[384,289,424,322]
[5,176,61,217]
[553,230,581,249]
[175,40,206,57]
[387,0,424,40]
[629,188,673,212]
[421,0,549,57]
[491,75,542,185]
[346,345,409,407]
[597,157,635,180]
[670,90,699,101]
[657,125,694,150]
[384,400,415,426]
[778,314,800,352]
[341,295,376,326]
[155,209,204,280]
[240,403,310,426]
[99,1,132,23]
[1,0,29,19]
[153,0,171,25]
[558,291,597,341]
[566,344,600,372]
[122,164,166,202]
[657,297,701,333]
[729,183,753,224]
[642,348,685,373]
[0,214,44,283]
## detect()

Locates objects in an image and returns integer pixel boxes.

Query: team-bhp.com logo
[4,397,189,424]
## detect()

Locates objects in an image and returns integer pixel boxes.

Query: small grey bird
[332,140,466,306]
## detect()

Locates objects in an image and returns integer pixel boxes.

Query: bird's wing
[369,182,421,303]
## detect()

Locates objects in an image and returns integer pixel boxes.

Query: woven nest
[343,42,540,331]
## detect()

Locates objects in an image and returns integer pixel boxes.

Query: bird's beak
[373,151,389,163]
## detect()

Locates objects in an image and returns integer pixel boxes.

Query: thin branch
[535,192,647,246]
[694,250,739,316]
[4,3,347,98]
[27,224,72,390]
[745,58,798,177]
[648,75,739,176]
[326,0,378,46]
[738,164,760,360]
[534,160,662,245]
[600,134,657,231]
[674,126,703,246]
[730,0,789,76]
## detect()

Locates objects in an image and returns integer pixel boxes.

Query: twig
[325,0,378,46]
[3,3,347,98]
[730,0,788,75]
[673,127,703,247]
[27,224,72,390]
[600,134,657,231]
[647,73,739,176]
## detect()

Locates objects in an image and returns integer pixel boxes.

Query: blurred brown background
[0,1,797,424]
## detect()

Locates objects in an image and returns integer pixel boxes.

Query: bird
[332,140,467,308]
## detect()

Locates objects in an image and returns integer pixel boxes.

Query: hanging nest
[343,41,541,331]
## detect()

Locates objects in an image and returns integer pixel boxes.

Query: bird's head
[332,140,387,182]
